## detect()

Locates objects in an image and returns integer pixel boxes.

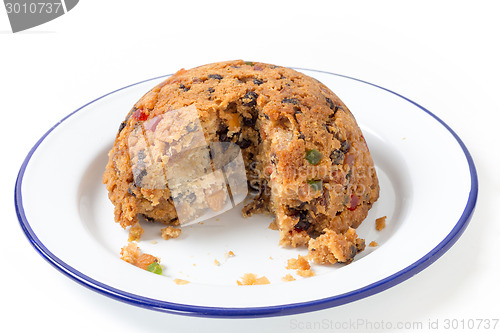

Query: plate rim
[14,69,478,318]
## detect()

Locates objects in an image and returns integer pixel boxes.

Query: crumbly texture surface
[103,60,379,264]
[287,255,316,277]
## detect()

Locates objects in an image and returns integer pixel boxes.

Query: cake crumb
[151,240,158,245]
[286,255,311,270]
[237,273,270,285]
[286,255,315,277]
[268,219,278,230]
[223,250,235,262]
[282,274,296,282]
[297,269,316,277]
[128,223,144,242]
[375,216,387,231]
[214,259,220,266]
[161,226,181,240]
[120,243,162,272]
[369,241,378,247]
[174,279,190,285]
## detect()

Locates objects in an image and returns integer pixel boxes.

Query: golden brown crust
[103,60,379,264]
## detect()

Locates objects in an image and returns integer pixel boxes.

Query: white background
[2,1,499,332]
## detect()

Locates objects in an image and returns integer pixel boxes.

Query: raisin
[143,215,156,223]
[253,78,264,85]
[118,121,126,134]
[237,138,252,149]
[242,114,257,127]
[207,87,215,93]
[294,211,311,232]
[340,140,350,153]
[179,83,190,91]
[281,98,299,105]
[348,244,358,259]
[242,91,258,107]
[208,74,223,80]
[135,169,147,186]
[216,124,231,142]
[330,149,344,165]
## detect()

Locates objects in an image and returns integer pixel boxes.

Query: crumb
[193,263,196,266]
[369,241,378,247]
[286,255,310,270]
[174,279,190,285]
[237,273,270,285]
[214,259,220,266]
[269,256,273,260]
[199,222,205,225]
[375,216,387,231]
[215,218,220,222]
[151,240,158,245]
[161,226,181,240]
[128,223,144,242]
[281,274,295,282]
[297,269,316,277]
[268,219,278,230]
[286,255,315,277]
[120,242,140,265]
[120,243,161,271]
[307,228,365,264]
[223,250,235,261]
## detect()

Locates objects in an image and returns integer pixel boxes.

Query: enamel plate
[15,69,477,317]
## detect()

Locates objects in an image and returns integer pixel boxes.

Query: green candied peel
[244,61,255,66]
[147,262,163,275]
[305,149,322,165]
[307,179,323,192]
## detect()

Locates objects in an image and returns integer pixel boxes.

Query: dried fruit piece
[307,179,323,192]
[208,74,223,80]
[305,149,322,165]
[237,273,270,285]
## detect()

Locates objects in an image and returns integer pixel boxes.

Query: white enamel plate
[15,69,477,317]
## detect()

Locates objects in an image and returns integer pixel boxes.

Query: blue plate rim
[14,68,478,318]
